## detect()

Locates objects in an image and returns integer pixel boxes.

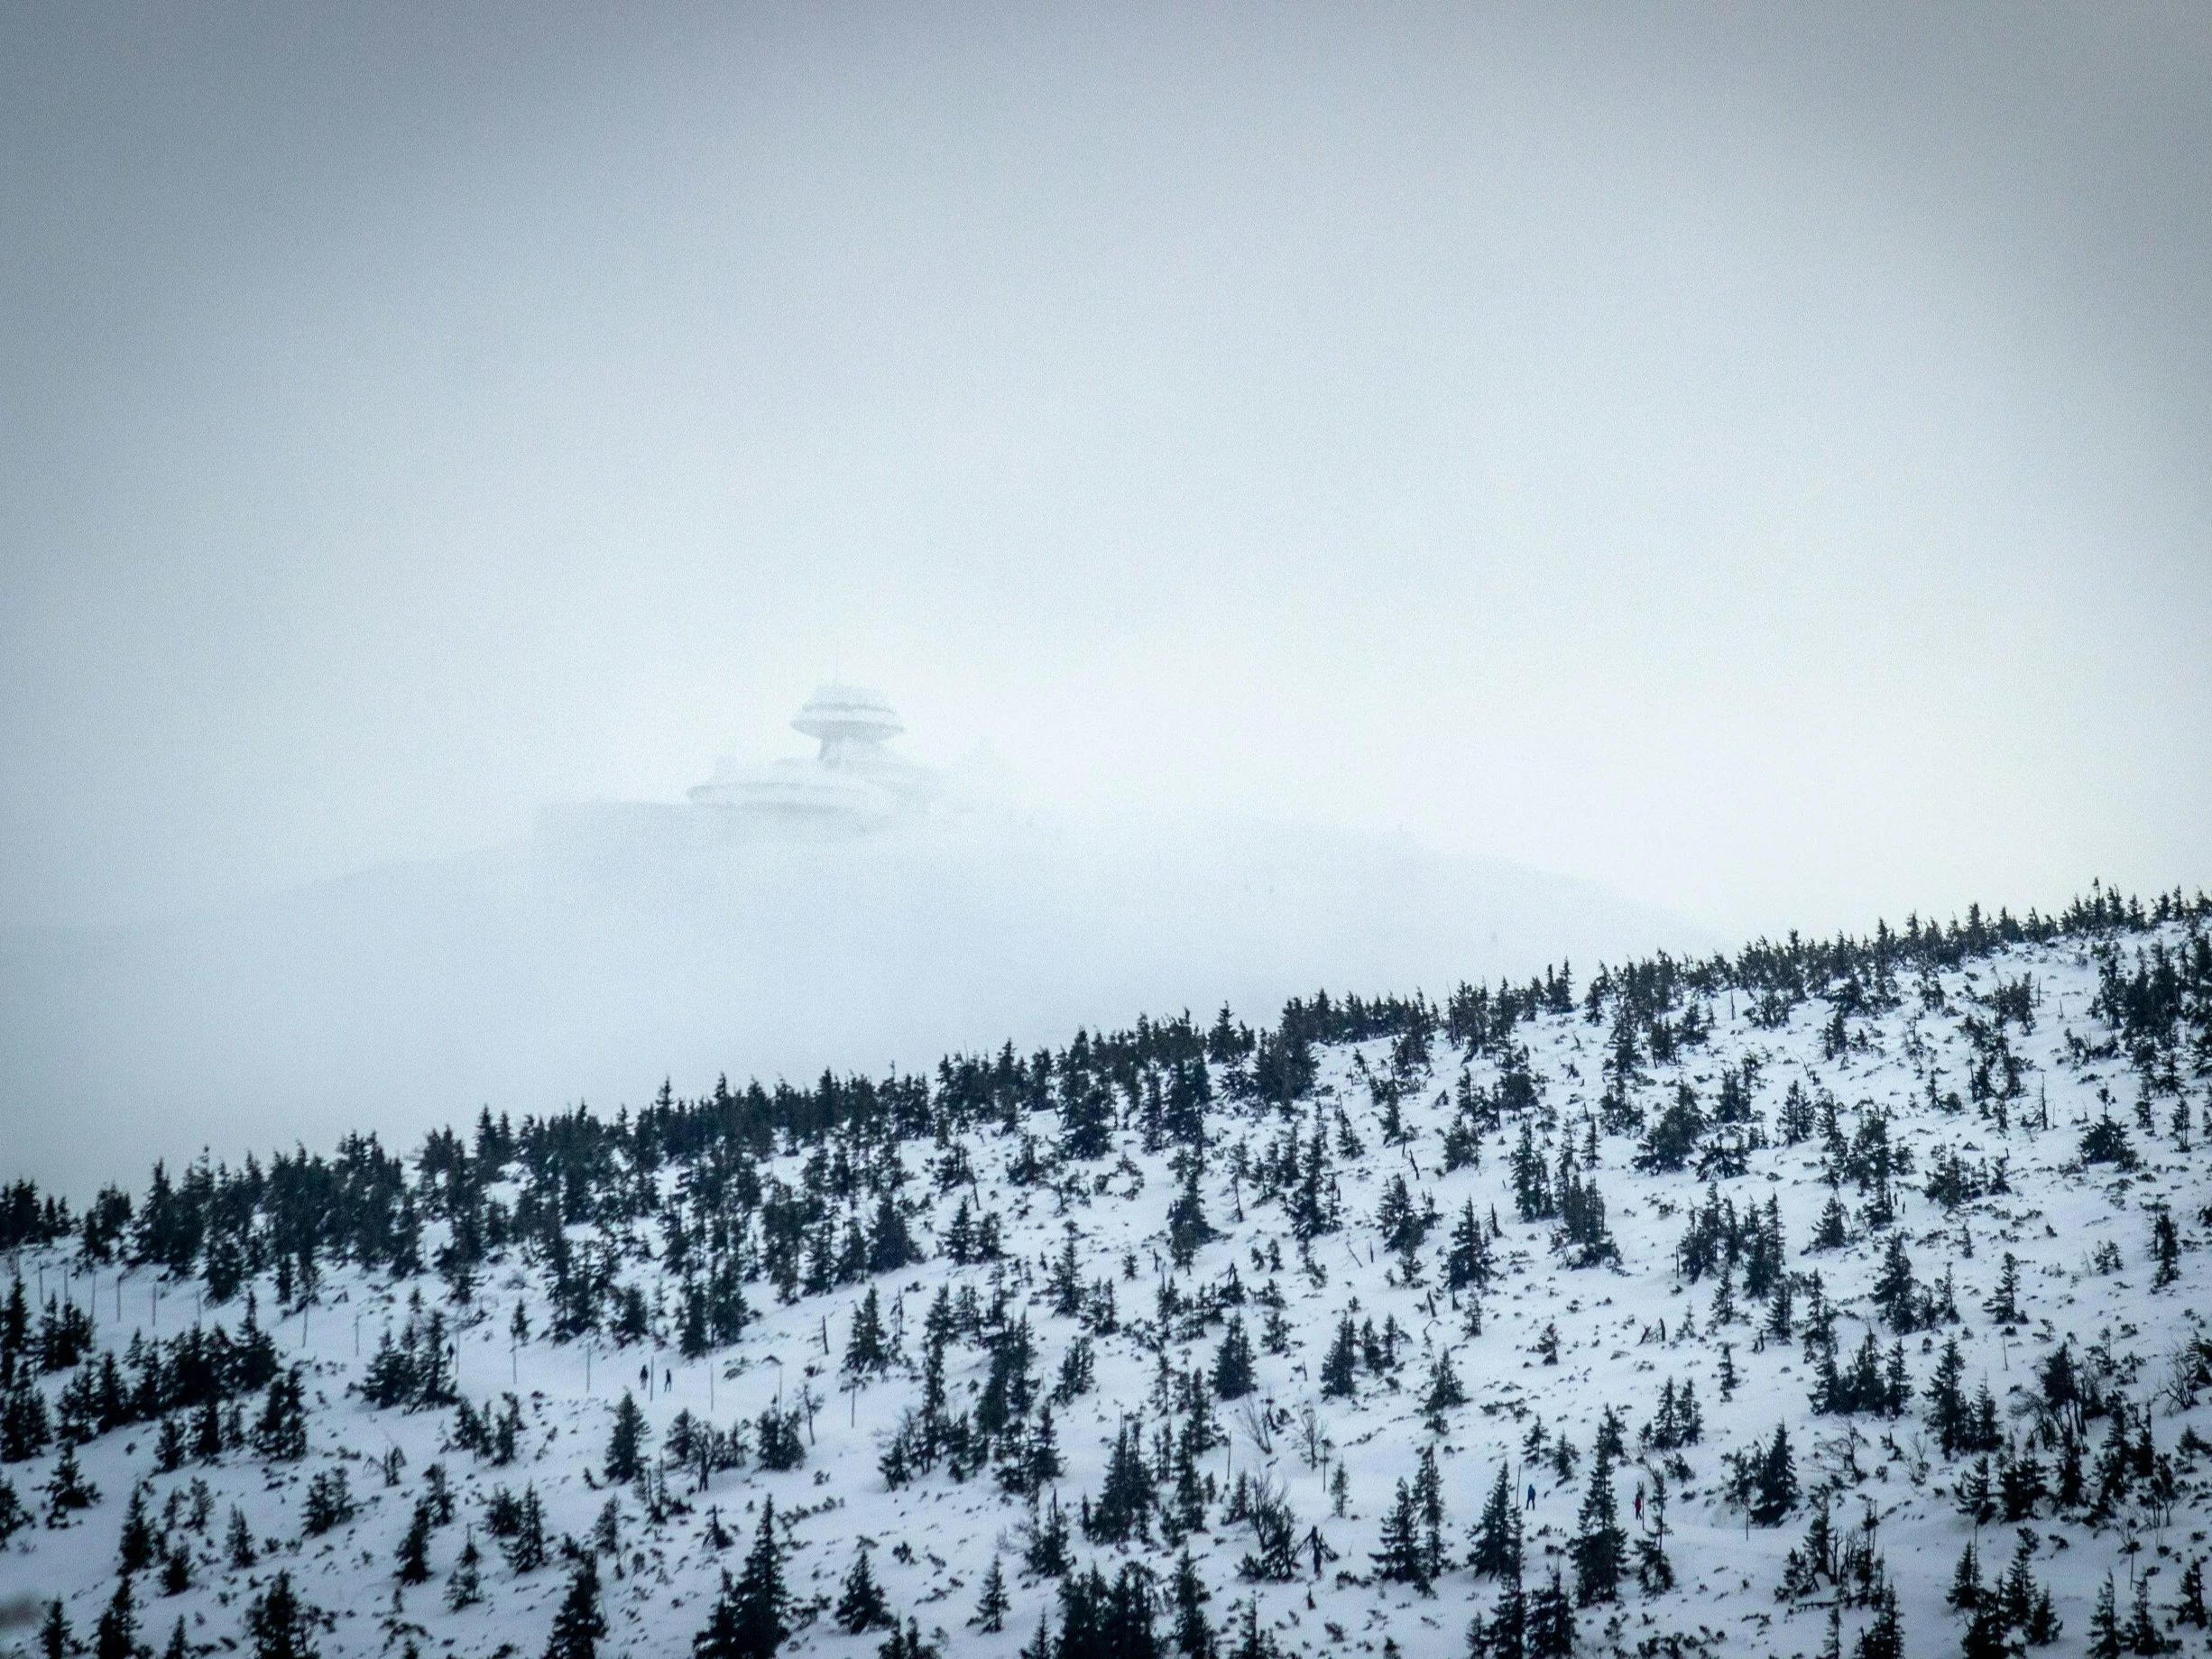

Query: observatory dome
[687,683,937,832]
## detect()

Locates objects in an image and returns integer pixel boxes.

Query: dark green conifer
[835,1547,893,1634]
[604,1392,648,1484]
[543,1554,605,1659]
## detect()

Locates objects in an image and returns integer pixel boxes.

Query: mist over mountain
[0,801,1705,1200]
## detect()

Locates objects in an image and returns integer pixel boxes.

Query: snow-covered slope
[3,891,2208,1659]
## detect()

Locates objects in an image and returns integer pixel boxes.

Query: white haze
[1,802,1707,1196]
[0,5,2208,1186]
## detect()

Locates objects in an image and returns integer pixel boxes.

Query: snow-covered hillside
[4,888,2209,1659]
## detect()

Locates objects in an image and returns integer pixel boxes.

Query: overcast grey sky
[3,3,2207,942]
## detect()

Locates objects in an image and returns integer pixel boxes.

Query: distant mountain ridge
[0,808,1708,1196]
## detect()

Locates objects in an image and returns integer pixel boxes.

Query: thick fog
[2,5,2207,1190]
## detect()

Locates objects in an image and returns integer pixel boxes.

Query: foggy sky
[3,2,2207,942]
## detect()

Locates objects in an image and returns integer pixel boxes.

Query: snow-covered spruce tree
[2173,1557,2208,1630]
[1854,1584,1903,1659]
[116,1486,155,1576]
[835,1545,893,1634]
[843,1287,889,1379]
[1470,1464,1523,1581]
[1024,1489,1072,1577]
[225,1506,254,1570]
[2153,1207,2181,1289]
[2124,1573,2174,1658]
[1169,1548,1214,1659]
[543,1553,605,1659]
[445,1530,483,1611]
[604,1391,647,1483]
[1423,1349,1465,1424]
[1213,1317,1257,1401]
[502,1485,548,1573]
[1166,1154,1215,1271]
[2087,1572,2124,1659]
[93,1575,138,1659]
[394,1498,433,1585]
[244,1571,317,1659]
[1526,1567,1575,1658]
[1946,1538,1982,1613]
[1320,1315,1358,1397]
[723,1496,788,1659]
[1570,1453,1625,1606]
[1465,1564,1525,1659]
[873,1616,935,1659]
[1445,1199,1494,1290]
[970,1555,1009,1634]
[1736,1422,1795,1526]
[1871,1236,1918,1331]
[688,1571,746,1659]
[1373,1474,1432,1594]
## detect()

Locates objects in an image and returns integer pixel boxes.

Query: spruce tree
[1986,1253,2023,1324]
[1446,1201,1492,1291]
[835,1547,893,1634]
[395,1499,433,1585]
[1750,1422,1796,1525]
[445,1530,484,1611]
[605,1392,648,1484]
[1212,1317,1257,1401]
[543,1554,605,1659]
[2173,1557,2207,1629]
[1024,1489,1071,1577]
[1962,1602,2008,1659]
[1872,1237,1918,1331]
[244,1573,316,1659]
[690,1571,746,1659]
[94,1577,140,1659]
[874,1618,934,1659]
[2153,1209,2181,1289]
[1423,1350,1466,1424]
[731,1496,788,1658]
[1468,1571,1525,1659]
[843,1289,888,1379]
[1470,1464,1522,1581]
[1927,1336,1968,1457]
[1169,1549,1213,1659]
[504,1486,548,1573]
[118,1488,156,1576]
[40,1601,71,1659]
[1853,1585,1903,1659]
[1414,1445,1448,1583]
[1372,1478,1428,1592]
[2124,1574,2174,1657]
[1946,1539,1982,1612]
[226,1507,254,1570]
[1320,1317,1357,1398]
[1525,1568,1574,1659]
[1570,1456,1624,1605]
[1166,1157,1214,1271]
[972,1555,1009,1635]
[2087,1575,2123,1659]
[1634,1472,1673,1595]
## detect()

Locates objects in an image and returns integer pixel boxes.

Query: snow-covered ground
[4,904,2208,1659]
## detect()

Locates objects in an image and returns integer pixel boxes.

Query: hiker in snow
[1526,1482,1537,1511]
